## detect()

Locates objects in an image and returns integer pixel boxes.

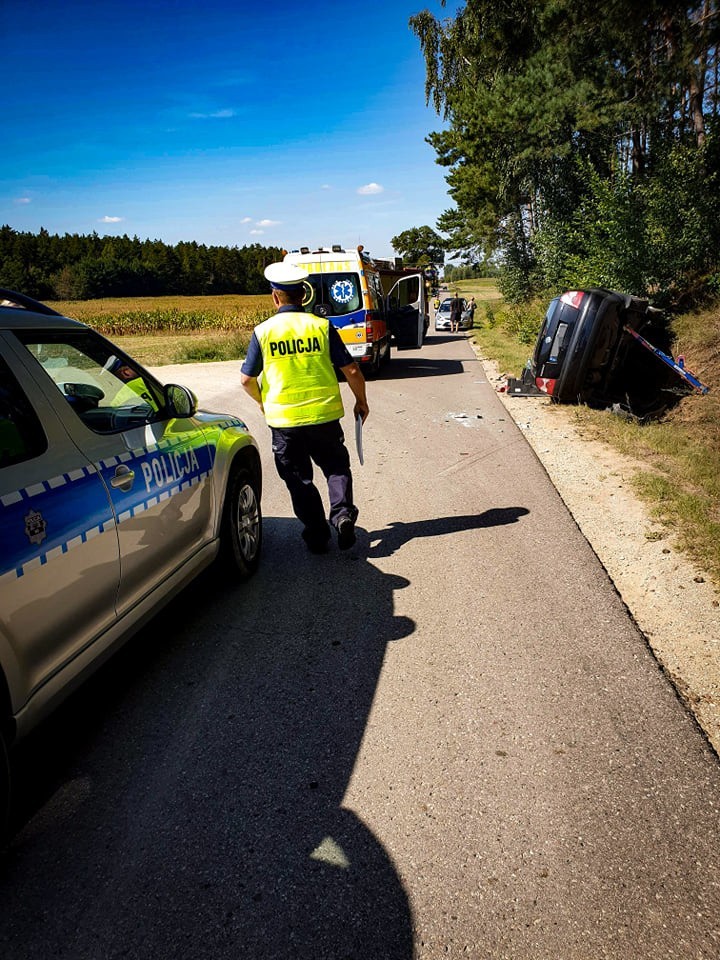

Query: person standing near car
[450,292,464,332]
[240,262,369,554]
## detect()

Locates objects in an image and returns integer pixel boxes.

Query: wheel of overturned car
[220,466,262,580]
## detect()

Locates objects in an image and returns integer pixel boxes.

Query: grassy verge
[470,297,720,589]
[445,277,504,301]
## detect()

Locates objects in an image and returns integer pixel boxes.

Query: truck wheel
[381,339,392,366]
[220,466,262,580]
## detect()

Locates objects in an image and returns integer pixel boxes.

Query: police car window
[17,332,164,434]
[303,273,361,317]
[0,357,47,467]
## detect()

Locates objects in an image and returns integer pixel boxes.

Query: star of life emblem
[25,508,47,545]
[330,279,354,304]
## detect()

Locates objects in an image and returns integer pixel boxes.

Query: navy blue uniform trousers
[270,420,357,536]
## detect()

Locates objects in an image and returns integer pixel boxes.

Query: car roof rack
[0,288,63,316]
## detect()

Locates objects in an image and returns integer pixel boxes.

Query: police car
[0,290,263,828]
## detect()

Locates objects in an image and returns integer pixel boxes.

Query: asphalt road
[2,333,720,959]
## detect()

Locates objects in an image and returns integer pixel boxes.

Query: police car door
[0,343,120,710]
[15,331,214,619]
[385,274,425,349]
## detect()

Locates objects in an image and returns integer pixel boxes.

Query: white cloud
[357,182,384,195]
[250,229,264,235]
[99,216,123,223]
[190,108,236,119]
[256,219,280,227]
[321,184,332,190]
[240,216,253,223]
[14,196,31,204]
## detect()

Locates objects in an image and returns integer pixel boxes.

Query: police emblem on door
[25,508,47,545]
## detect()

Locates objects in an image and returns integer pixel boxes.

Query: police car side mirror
[164,384,198,418]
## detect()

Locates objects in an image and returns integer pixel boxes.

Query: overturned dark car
[515,288,708,418]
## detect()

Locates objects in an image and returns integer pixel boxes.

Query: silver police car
[0,290,262,827]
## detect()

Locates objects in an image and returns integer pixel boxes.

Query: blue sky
[1,0,459,260]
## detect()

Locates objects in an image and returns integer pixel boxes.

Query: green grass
[442,278,504,301]
[472,323,532,378]
[566,400,720,585]
[469,293,544,378]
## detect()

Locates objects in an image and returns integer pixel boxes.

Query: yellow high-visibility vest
[256,311,344,427]
[125,376,159,411]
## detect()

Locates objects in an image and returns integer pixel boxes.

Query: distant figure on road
[450,293,464,333]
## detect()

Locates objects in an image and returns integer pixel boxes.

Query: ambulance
[282,245,429,376]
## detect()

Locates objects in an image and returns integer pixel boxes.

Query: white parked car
[434,297,472,331]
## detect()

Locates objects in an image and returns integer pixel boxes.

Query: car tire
[220,466,262,580]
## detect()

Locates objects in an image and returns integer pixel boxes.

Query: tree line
[0,225,284,300]
[407,1,720,306]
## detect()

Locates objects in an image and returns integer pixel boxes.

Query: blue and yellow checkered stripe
[0,418,246,583]
[0,464,116,582]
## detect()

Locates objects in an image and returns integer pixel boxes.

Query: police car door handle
[110,464,135,491]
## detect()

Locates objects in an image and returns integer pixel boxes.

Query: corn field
[48,295,274,337]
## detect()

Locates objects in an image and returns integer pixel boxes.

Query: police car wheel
[221,467,262,580]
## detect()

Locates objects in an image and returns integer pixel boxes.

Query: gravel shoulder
[475,349,720,756]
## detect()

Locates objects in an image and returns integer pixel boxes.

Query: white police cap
[264,262,309,290]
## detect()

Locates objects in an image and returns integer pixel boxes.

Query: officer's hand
[354,400,369,424]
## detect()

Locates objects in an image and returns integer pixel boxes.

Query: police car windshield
[303,273,361,317]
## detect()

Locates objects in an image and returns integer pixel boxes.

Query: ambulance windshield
[302,273,362,317]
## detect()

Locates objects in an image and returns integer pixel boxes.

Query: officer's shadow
[3,517,417,960]
[367,506,531,557]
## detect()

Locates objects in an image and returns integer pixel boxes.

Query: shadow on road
[366,507,530,558]
[2,517,416,959]
[423,333,472,345]
[381,354,466,379]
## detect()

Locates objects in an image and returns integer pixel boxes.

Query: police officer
[109,356,158,410]
[240,262,369,553]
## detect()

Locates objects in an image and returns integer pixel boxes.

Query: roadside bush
[176,334,251,363]
[503,303,544,345]
[642,141,720,306]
